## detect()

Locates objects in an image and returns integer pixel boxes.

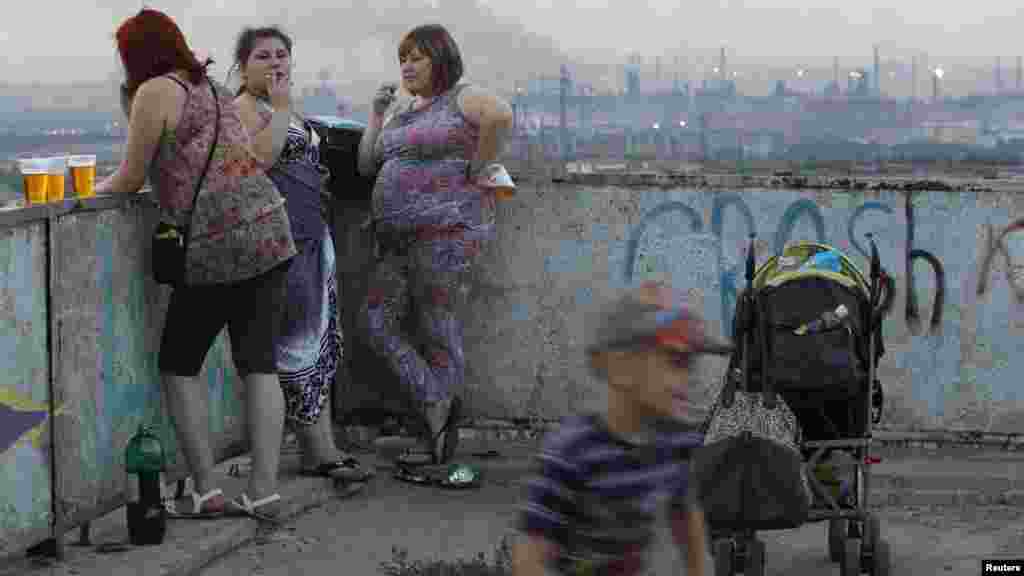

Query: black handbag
[152,77,221,288]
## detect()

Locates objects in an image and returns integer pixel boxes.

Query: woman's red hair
[115,9,211,95]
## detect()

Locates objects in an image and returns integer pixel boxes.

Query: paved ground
[8,434,1024,576]
[198,438,1024,576]
[200,468,1024,576]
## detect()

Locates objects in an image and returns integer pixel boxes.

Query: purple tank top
[371,83,493,239]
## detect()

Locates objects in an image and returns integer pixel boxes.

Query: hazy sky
[2,0,1020,90]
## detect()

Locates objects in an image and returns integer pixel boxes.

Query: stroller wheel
[872,539,892,576]
[866,514,881,556]
[744,539,766,576]
[828,518,847,563]
[841,538,862,576]
[713,539,736,576]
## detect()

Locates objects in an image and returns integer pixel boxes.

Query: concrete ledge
[4,453,342,576]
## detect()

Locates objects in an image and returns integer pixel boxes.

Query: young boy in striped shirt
[512,282,732,576]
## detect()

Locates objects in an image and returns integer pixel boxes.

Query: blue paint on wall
[510,301,530,322]
[546,240,593,275]
[576,286,594,307]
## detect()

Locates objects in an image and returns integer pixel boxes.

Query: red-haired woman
[357,24,513,471]
[98,8,297,520]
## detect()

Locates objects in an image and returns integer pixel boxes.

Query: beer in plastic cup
[69,155,97,198]
[45,156,67,202]
[18,159,48,205]
[479,163,515,200]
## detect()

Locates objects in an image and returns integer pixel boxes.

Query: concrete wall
[427,175,1024,432]
[2,173,1022,553]
[0,195,246,557]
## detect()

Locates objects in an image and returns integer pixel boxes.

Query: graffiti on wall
[0,388,48,454]
[977,216,1024,304]
[624,190,947,338]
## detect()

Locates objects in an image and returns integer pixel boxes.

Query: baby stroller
[695,237,895,576]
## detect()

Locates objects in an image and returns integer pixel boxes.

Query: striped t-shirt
[517,414,703,576]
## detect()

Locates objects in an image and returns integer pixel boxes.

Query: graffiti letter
[625,202,704,282]
[847,201,894,260]
[977,217,1024,303]
[774,198,827,255]
[905,191,945,335]
[712,193,757,332]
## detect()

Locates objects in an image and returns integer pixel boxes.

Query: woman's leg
[243,372,286,499]
[228,261,294,503]
[408,239,472,457]
[296,399,340,468]
[162,374,218,496]
[158,284,233,510]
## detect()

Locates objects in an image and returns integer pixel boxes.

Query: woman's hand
[267,70,292,112]
[372,83,398,118]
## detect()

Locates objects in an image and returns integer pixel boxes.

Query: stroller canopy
[752,242,871,298]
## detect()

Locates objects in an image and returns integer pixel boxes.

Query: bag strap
[183,76,221,250]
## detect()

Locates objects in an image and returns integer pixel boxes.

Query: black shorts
[158,259,292,378]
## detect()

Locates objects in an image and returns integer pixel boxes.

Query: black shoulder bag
[152,77,221,288]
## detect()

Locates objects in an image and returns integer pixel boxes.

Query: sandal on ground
[165,488,225,519]
[335,480,368,498]
[392,462,481,490]
[227,493,283,524]
[301,456,376,482]
[393,464,435,485]
[395,396,463,467]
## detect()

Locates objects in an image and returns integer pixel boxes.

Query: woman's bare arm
[235,93,289,168]
[96,79,171,195]
[457,85,514,177]
[357,113,384,178]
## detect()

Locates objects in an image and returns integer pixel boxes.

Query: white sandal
[228,492,282,523]
[166,488,225,519]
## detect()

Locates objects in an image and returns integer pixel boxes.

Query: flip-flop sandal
[301,457,376,482]
[96,541,133,554]
[227,493,283,524]
[335,480,368,497]
[393,464,435,485]
[472,449,502,460]
[165,488,225,520]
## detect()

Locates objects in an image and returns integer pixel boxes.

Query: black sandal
[395,396,463,467]
[301,457,376,482]
[392,462,481,490]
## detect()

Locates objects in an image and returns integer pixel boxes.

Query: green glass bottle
[125,424,167,545]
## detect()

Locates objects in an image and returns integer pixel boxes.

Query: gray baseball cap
[587,282,734,356]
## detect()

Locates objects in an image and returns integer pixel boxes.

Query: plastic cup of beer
[45,156,67,202]
[68,155,97,198]
[479,163,516,200]
[17,159,48,205]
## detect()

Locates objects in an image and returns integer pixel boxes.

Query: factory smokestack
[996,57,1003,93]
[720,46,727,83]
[873,45,881,96]
[834,56,840,86]
[911,55,918,102]
[1018,56,1022,90]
